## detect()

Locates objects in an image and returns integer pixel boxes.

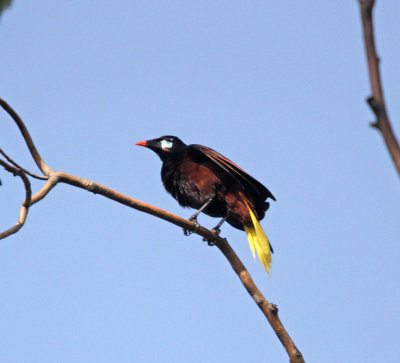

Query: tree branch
[0,148,48,180]
[358,0,400,177]
[0,159,31,239]
[0,98,53,176]
[0,98,305,362]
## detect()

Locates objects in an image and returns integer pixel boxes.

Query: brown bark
[0,158,31,238]
[358,0,400,177]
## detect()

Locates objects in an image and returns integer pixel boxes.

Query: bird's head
[135,135,187,161]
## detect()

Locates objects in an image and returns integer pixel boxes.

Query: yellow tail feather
[243,201,272,275]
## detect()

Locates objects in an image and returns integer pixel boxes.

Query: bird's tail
[243,200,272,275]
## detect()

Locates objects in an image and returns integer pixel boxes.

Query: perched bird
[135,136,276,273]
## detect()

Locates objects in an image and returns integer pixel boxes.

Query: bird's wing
[188,144,276,201]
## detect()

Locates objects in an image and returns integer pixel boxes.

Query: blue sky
[1,1,399,362]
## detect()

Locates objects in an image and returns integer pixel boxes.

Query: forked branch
[0,97,305,363]
[358,0,400,176]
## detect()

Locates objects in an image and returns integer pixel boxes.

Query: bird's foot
[202,228,221,246]
[183,218,200,236]
[202,236,215,246]
[207,240,215,246]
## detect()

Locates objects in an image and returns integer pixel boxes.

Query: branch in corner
[358,0,400,177]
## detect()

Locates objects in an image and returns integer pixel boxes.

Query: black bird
[135,136,276,273]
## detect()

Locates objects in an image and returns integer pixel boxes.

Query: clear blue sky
[1,1,399,362]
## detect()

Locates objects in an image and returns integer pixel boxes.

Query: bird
[135,135,276,274]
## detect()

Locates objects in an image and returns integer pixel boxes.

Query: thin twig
[216,239,305,362]
[0,148,48,180]
[358,0,400,177]
[0,159,31,239]
[0,97,53,176]
[30,174,59,205]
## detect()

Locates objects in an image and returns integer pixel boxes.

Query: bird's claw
[183,219,200,236]
[202,237,215,246]
[202,228,221,246]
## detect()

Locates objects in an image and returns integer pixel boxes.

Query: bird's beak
[135,140,148,147]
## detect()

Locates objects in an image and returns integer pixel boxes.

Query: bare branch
[0,98,53,176]
[0,148,48,180]
[56,171,304,361]
[0,99,305,362]
[216,239,305,362]
[1,168,305,361]
[30,174,59,205]
[358,0,400,177]
[0,159,31,239]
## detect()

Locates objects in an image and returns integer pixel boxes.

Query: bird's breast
[161,158,222,209]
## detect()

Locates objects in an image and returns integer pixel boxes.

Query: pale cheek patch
[161,140,173,150]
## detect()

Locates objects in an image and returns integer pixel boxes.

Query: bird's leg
[204,214,228,246]
[183,197,213,236]
[211,215,228,236]
[188,197,213,222]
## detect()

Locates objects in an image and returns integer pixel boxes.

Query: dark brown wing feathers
[188,144,276,202]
